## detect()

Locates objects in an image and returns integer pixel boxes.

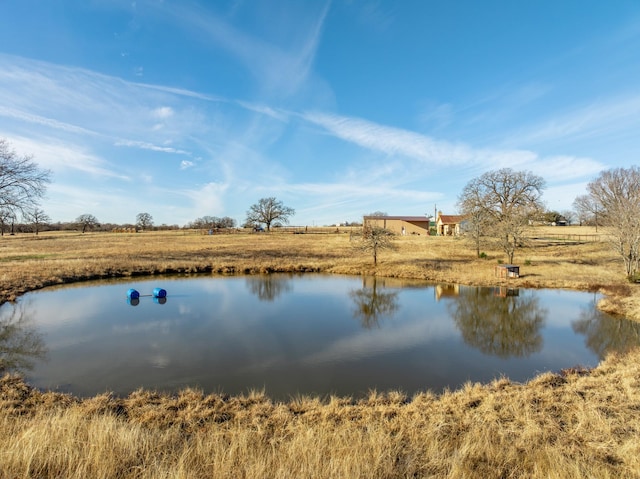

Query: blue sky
[1,1,640,226]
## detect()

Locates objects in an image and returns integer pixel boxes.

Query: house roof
[438,214,465,224]
[363,216,429,222]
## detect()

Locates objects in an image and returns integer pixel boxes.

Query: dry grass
[1,349,640,478]
[1,226,634,317]
[2,226,640,478]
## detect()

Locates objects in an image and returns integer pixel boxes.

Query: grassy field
[1,226,640,478]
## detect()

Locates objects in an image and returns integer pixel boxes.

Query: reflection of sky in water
[1,275,637,400]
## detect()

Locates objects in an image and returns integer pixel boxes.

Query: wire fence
[527,233,602,243]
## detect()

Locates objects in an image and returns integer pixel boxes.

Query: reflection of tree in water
[449,287,547,358]
[572,304,640,359]
[349,279,399,329]
[0,302,47,374]
[246,275,293,301]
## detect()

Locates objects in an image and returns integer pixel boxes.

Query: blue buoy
[127,297,140,306]
[127,288,140,300]
[152,287,167,299]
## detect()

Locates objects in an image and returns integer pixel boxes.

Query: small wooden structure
[495,264,520,279]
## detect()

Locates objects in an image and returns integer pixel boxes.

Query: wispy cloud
[302,111,475,165]
[181,182,229,217]
[154,1,330,96]
[114,139,191,155]
[0,105,99,137]
[4,135,130,180]
[301,111,604,181]
[512,93,640,147]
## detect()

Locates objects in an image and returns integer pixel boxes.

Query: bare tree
[573,194,599,229]
[245,197,295,231]
[191,215,237,231]
[136,212,154,231]
[218,216,236,229]
[0,208,16,236]
[353,226,396,265]
[0,139,51,216]
[586,166,640,278]
[76,214,100,233]
[560,210,576,226]
[24,207,51,235]
[459,206,490,258]
[458,168,545,264]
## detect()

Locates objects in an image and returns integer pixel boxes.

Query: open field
[0,225,636,318]
[2,226,640,478]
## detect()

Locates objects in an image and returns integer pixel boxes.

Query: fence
[528,233,601,243]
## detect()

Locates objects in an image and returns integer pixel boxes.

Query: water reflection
[246,275,293,301]
[349,278,399,328]
[572,302,640,358]
[2,275,637,400]
[449,287,547,358]
[0,301,47,374]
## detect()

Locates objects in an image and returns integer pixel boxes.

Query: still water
[1,274,639,400]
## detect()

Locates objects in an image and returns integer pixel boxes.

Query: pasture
[1,225,640,478]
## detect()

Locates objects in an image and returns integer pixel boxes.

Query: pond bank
[2,348,639,478]
[2,229,640,477]
[1,229,638,320]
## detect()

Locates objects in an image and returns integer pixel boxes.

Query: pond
[1,274,639,400]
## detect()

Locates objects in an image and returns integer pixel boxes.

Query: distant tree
[0,208,16,236]
[560,210,576,226]
[573,194,599,229]
[218,216,236,229]
[354,226,396,265]
[76,214,100,233]
[459,206,489,258]
[191,215,236,231]
[136,212,154,231]
[199,216,215,229]
[0,139,51,218]
[367,211,388,217]
[458,168,545,264]
[24,208,50,235]
[245,197,295,232]
[585,166,640,278]
[541,210,563,224]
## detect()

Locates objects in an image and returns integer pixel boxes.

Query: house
[436,212,466,236]
[362,215,431,235]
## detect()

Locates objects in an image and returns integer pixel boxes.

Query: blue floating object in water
[153,287,167,298]
[127,288,140,300]
[127,297,140,306]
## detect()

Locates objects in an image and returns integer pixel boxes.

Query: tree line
[3,138,640,278]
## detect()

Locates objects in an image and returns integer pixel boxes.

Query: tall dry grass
[2,226,640,477]
[1,348,640,478]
